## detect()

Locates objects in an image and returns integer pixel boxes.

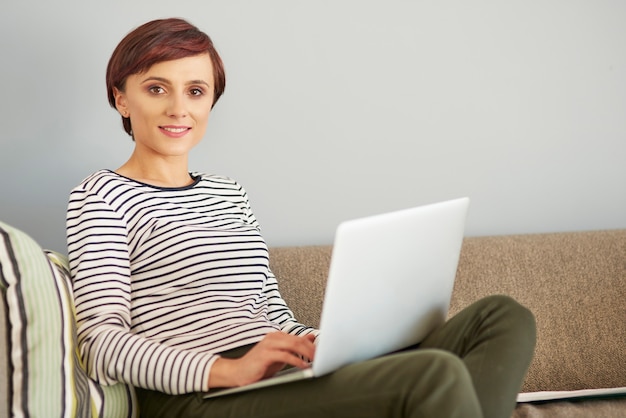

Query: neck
[116,152,193,188]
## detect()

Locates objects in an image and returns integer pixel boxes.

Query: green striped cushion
[0,221,138,418]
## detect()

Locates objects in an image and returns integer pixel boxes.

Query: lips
[160,125,191,137]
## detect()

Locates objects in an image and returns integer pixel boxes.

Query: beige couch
[269,229,626,418]
[1,224,625,417]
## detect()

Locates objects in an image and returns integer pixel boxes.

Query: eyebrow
[141,76,211,87]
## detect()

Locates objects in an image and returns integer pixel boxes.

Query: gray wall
[1,0,625,252]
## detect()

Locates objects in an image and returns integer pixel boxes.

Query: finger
[260,333,315,365]
[285,334,316,362]
[275,352,310,369]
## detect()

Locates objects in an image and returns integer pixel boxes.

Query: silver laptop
[204,197,469,398]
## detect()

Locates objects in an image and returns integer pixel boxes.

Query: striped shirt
[66,169,317,394]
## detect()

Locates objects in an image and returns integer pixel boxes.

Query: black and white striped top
[67,169,316,394]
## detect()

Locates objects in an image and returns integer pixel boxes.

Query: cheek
[193,105,212,126]
[126,103,151,126]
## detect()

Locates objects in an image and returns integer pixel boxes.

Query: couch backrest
[452,230,626,393]
[269,230,626,393]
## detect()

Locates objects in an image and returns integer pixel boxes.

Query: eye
[148,85,165,95]
[189,87,205,97]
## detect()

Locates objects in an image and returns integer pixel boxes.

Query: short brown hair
[106,18,226,136]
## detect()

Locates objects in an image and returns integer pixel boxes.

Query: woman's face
[114,53,215,160]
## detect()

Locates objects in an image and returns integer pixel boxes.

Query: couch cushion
[0,221,137,418]
[513,398,626,418]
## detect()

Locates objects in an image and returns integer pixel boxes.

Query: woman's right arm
[67,185,216,394]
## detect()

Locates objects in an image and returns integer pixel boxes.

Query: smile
[161,126,190,133]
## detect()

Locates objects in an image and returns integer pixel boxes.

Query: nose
[166,94,188,118]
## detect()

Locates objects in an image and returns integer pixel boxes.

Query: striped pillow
[0,221,137,418]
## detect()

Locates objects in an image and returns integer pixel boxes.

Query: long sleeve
[67,181,215,394]
[236,184,319,338]
[263,268,319,337]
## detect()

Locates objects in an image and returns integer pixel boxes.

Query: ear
[113,87,129,117]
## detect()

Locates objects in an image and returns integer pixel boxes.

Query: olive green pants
[136,295,536,418]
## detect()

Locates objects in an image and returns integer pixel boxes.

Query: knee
[398,349,472,388]
[378,350,481,416]
[426,350,473,386]
[487,294,535,323]
[426,351,482,404]
[481,294,536,342]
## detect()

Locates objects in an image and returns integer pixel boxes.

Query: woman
[67,18,535,418]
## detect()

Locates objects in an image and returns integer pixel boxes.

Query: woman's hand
[209,332,316,388]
